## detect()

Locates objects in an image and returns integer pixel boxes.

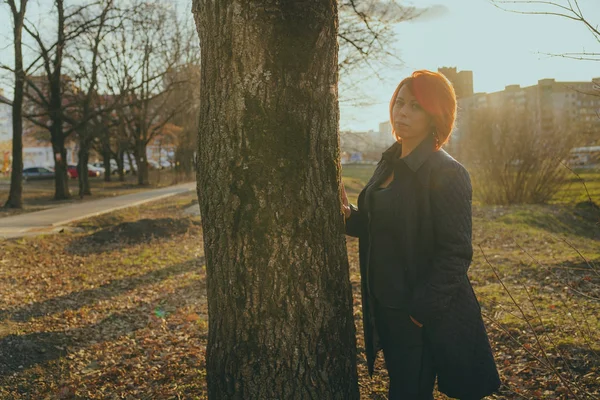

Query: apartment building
[455,77,600,148]
[438,67,474,99]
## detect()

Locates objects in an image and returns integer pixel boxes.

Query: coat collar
[382,133,436,172]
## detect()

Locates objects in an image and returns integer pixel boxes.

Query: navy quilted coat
[345,135,501,399]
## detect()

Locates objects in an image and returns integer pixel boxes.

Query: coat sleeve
[409,163,473,327]
[345,203,367,238]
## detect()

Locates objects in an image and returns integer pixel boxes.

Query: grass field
[341,164,600,206]
[0,165,597,399]
[552,170,600,205]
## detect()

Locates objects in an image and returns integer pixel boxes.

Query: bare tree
[100,1,195,186]
[87,99,122,181]
[193,1,359,398]
[462,105,575,204]
[98,31,135,183]
[65,0,119,197]
[2,0,28,209]
[164,63,200,179]
[21,0,98,200]
[491,0,599,61]
[338,0,421,105]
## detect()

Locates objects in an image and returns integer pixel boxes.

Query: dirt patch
[0,331,69,377]
[89,218,198,244]
[67,217,200,254]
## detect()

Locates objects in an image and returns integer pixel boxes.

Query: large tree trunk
[193,1,358,399]
[4,0,28,209]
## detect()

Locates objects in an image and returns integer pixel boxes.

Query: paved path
[0,182,196,239]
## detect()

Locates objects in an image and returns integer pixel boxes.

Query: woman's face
[392,84,433,142]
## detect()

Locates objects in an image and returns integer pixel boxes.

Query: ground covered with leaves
[0,186,599,399]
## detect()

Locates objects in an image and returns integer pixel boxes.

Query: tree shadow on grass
[491,202,600,241]
[0,270,207,377]
[0,257,205,323]
[487,320,600,398]
[512,256,600,300]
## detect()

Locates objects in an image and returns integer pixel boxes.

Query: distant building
[18,75,80,167]
[438,67,474,99]
[340,126,394,162]
[455,77,600,148]
[21,124,77,168]
[379,120,392,139]
[0,89,10,140]
[0,89,12,173]
[340,130,373,154]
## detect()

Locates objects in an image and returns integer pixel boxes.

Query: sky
[339,0,600,131]
[1,0,599,132]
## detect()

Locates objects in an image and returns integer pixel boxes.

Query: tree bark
[175,145,194,178]
[134,142,148,185]
[77,138,91,197]
[126,149,137,176]
[193,1,358,399]
[4,0,28,209]
[102,131,111,182]
[116,148,125,182]
[50,0,69,201]
[51,131,70,200]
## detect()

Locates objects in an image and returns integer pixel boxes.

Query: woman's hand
[342,184,352,219]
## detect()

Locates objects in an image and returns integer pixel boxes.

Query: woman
[342,70,501,399]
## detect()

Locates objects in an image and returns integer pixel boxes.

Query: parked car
[87,164,102,177]
[23,166,55,181]
[108,160,133,175]
[160,159,173,169]
[68,165,103,179]
[91,161,119,174]
[90,159,135,175]
[148,160,167,170]
[91,162,106,170]
[88,163,104,173]
[67,165,78,179]
[149,159,174,170]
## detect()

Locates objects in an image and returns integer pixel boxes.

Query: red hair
[389,70,457,149]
